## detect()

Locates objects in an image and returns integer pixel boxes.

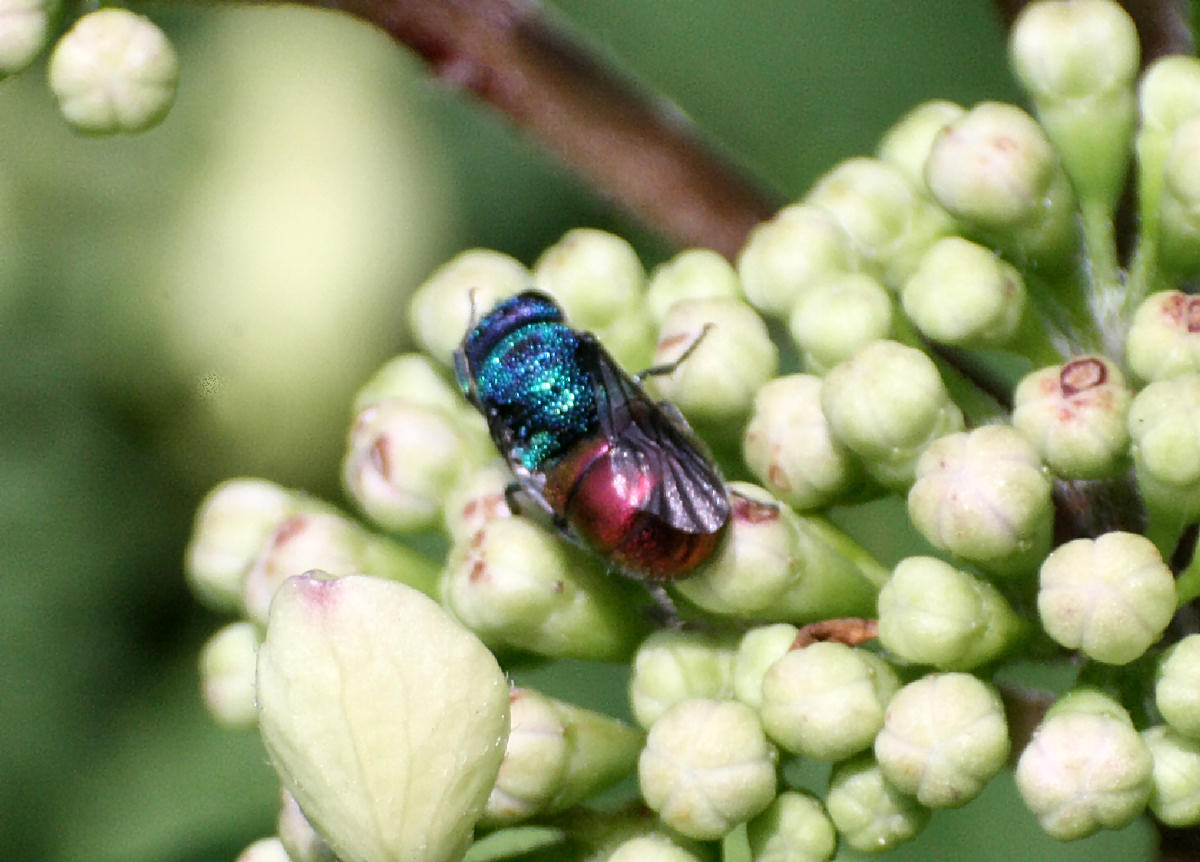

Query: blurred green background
[0,2,1157,860]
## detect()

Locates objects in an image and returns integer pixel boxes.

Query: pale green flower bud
[185,479,296,611]
[926,102,1076,265]
[1012,357,1132,479]
[441,459,513,544]
[409,249,527,366]
[907,425,1052,576]
[1143,725,1200,827]
[441,516,645,661]
[199,622,259,730]
[878,100,966,195]
[1009,0,1138,211]
[673,484,881,622]
[243,510,436,627]
[737,204,854,317]
[48,9,178,134]
[746,791,836,862]
[787,272,893,373]
[874,673,1009,808]
[0,0,52,78]
[342,398,489,533]
[822,339,963,489]
[901,236,1027,348]
[826,754,930,853]
[647,248,743,323]
[1136,56,1200,248]
[1156,634,1200,739]
[533,228,646,331]
[352,353,463,416]
[742,374,865,511]
[646,297,778,438]
[1128,291,1200,383]
[605,834,710,862]
[629,629,737,729]
[278,789,336,862]
[1159,116,1200,276]
[236,838,290,862]
[1129,372,1200,520]
[591,302,658,372]
[1038,532,1175,664]
[639,698,777,840]
[1048,687,1134,722]
[1015,691,1152,840]
[257,573,509,862]
[482,687,643,826]
[877,556,1020,670]
[806,157,952,289]
[733,624,800,710]
[759,641,900,761]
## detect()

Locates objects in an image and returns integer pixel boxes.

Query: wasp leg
[729,486,780,514]
[643,583,685,629]
[635,323,715,382]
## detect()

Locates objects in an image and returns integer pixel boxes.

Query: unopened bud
[199,622,259,729]
[878,100,966,195]
[787,272,892,373]
[1143,725,1200,827]
[629,629,737,730]
[0,0,52,78]
[647,248,742,323]
[826,754,930,853]
[737,204,853,317]
[49,9,178,134]
[1128,290,1200,383]
[747,791,837,862]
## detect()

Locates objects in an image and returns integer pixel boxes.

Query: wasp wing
[579,335,729,536]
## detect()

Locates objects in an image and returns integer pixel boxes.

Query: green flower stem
[797,514,890,591]
[1175,539,1200,607]
[1079,197,1122,312]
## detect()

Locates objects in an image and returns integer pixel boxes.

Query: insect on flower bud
[737,204,854,318]
[821,339,964,489]
[758,641,900,762]
[1016,691,1152,840]
[747,791,837,862]
[1038,531,1175,665]
[907,425,1052,577]
[256,573,510,862]
[1012,356,1132,479]
[826,754,930,853]
[409,249,528,366]
[48,8,178,134]
[874,672,1009,808]
[638,698,777,840]
[787,272,892,373]
[629,629,737,730]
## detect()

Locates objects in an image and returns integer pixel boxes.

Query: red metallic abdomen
[544,437,727,581]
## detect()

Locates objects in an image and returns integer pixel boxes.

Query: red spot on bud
[272,516,307,546]
[369,436,392,479]
[656,331,695,357]
[733,495,779,524]
[469,559,487,582]
[768,463,792,492]
[1059,358,1106,398]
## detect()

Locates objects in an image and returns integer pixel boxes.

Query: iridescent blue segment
[458,292,598,471]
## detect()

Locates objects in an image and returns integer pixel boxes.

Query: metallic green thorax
[461,301,598,472]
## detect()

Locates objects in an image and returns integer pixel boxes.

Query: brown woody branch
[291,0,781,258]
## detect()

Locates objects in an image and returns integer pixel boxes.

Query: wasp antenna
[636,323,715,381]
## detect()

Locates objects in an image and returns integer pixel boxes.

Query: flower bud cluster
[183,1,1200,856]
